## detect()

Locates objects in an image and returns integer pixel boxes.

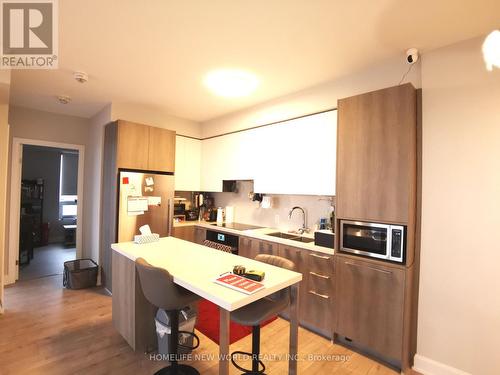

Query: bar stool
[135,257,201,375]
[230,254,295,374]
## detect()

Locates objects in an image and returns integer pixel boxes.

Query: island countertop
[111,237,302,311]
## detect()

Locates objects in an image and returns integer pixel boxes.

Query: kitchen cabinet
[335,254,405,363]
[200,137,224,192]
[278,244,307,321]
[239,236,259,259]
[199,111,336,195]
[253,111,337,196]
[193,226,206,245]
[175,136,201,191]
[116,121,149,170]
[148,126,176,173]
[239,237,335,338]
[101,120,175,290]
[257,240,279,256]
[172,226,195,243]
[239,236,278,259]
[115,120,176,173]
[336,84,416,224]
[277,244,334,338]
[200,130,257,192]
[301,250,334,338]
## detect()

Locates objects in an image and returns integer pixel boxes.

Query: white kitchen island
[111,237,302,375]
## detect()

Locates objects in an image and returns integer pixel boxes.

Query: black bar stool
[230,254,296,374]
[136,257,201,375]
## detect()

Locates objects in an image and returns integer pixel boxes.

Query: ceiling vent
[57,95,71,104]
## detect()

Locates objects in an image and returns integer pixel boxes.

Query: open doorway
[18,146,79,280]
[7,138,84,285]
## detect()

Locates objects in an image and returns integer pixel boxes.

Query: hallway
[19,244,75,281]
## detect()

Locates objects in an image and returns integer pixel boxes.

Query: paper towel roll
[216,207,224,223]
[261,196,272,209]
[225,206,234,223]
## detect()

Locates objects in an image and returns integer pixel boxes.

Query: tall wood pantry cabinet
[334,84,419,372]
[100,120,176,291]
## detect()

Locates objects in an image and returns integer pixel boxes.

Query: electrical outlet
[274,214,280,225]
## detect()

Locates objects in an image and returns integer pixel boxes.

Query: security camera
[406,48,419,64]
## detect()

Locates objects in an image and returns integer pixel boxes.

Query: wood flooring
[0,275,398,375]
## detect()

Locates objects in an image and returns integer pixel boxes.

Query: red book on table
[214,273,265,295]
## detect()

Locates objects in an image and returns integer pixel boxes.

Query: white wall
[5,106,91,277]
[82,104,111,265]
[201,56,421,137]
[111,102,201,138]
[210,181,333,232]
[0,71,11,312]
[415,36,500,375]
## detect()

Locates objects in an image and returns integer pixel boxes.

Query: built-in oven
[205,230,239,255]
[340,220,405,263]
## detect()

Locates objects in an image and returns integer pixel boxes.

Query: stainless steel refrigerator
[117,170,174,242]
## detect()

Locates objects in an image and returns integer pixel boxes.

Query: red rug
[195,299,277,345]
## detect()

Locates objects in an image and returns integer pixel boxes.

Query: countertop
[173,220,335,255]
[111,237,302,311]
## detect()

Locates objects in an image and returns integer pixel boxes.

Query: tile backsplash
[208,180,334,232]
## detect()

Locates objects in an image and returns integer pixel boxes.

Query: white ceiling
[9,0,500,121]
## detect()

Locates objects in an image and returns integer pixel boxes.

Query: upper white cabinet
[253,111,337,196]
[177,111,337,195]
[175,136,201,191]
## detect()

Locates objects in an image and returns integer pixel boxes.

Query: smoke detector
[73,71,88,84]
[57,95,71,104]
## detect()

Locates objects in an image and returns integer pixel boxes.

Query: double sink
[266,231,315,243]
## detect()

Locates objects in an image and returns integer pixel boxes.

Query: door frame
[6,137,85,284]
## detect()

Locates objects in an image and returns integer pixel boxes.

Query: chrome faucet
[288,206,309,234]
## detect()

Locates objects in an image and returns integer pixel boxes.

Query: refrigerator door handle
[167,198,174,236]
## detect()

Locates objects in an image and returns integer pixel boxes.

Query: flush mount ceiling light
[483,30,500,71]
[204,69,259,98]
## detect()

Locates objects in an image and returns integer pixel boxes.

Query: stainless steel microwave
[340,220,405,263]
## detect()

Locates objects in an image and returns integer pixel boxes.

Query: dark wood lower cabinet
[237,236,336,339]
[171,226,195,242]
[300,250,335,338]
[335,254,405,363]
[278,245,307,321]
[193,226,206,244]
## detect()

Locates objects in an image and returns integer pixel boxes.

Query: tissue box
[134,233,160,244]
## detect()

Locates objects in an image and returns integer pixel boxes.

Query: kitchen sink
[266,232,299,240]
[290,237,315,243]
[266,232,315,243]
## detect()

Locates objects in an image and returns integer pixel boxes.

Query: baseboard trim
[413,354,471,375]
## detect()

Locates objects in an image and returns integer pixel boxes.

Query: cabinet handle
[309,271,330,280]
[309,253,331,260]
[308,290,330,299]
[344,261,392,275]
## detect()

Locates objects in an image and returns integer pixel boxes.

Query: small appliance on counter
[185,209,199,221]
[207,207,218,222]
[314,230,335,249]
[216,207,224,224]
